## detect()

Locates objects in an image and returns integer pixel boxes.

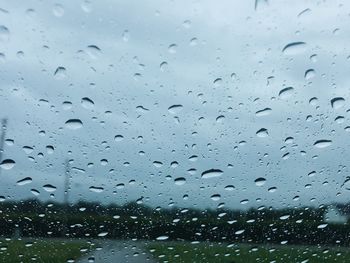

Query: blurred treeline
[0,199,349,246]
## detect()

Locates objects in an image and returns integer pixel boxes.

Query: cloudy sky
[0,0,349,209]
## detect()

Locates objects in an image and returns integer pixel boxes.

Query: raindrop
[0,25,10,42]
[224,185,235,191]
[89,186,104,193]
[153,161,163,168]
[201,169,223,179]
[304,69,316,80]
[160,61,168,71]
[213,78,222,87]
[317,224,328,229]
[216,115,225,123]
[254,177,266,186]
[65,119,83,130]
[280,215,290,220]
[114,135,124,142]
[16,177,32,186]
[22,146,34,154]
[31,189,40,196]
[330,97,345,109]
[255,108,272,117]
[210,194,221,201]
[54,66,66,80]
[168,105,183,114]
[313,140,332,148]
[168,43,177,53]
[279,87,294,100]
[256,128,268,138]
[282,42,307,55]
[46,145,54,154]
[43,184,57,192]
[86,45,101,59]
[98,232,108,237]
[156,236,169,241]
[174,177,186,185]
[0,159,15,170]
[81,97,95,109]
[62,101,72,110]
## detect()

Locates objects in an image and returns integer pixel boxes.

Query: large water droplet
[89,186,104,193]
[81,97,94,109]
[17,177,32,186]
[282,42,307,55]
[313,140,332,148]
[201,169,223,179]
[256,128,269,138]
[0,159,15,170]
[330,97,345,109]
[255,108,272,117]
[168,105,183,114]
[156,235,169,241]
[114,135,124,142]
[174,177,186,185]
[210,194,221,201]
[153,161,163,168]
[54,66,66,80]
[65,119,83,130]
[279,87,294,100]
[86,45,101,59]
[254,177,266,186]
[304,69,316,80]
[22,146,34,154]
[43,184,57,192]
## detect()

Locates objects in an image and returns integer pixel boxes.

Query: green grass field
[148,242,350,263]
[0,238,91,263]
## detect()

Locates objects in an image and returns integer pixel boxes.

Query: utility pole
[0,118,7,176]
[63,159,70,205]
[62,159,70,237]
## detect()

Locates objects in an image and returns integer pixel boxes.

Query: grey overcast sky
[0,0,350,209]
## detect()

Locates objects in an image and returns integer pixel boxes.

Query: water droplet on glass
[330,97,345,109]
[153,161,163,168]
[313,140,332,148]
[114,135,124,142]
[16,177,32,186]
[86,45,101,59]
[65,119,83,130]
[23,146,34,154]
[201,169,223,179]
[304,69,316,80]
[168,44,177,53]
[174,177,186,185]
[255,108,272,117]
[156,235,169,241]
[168,105,183,114]
[54,66,66,80]
[89,186,104,193]
[81,97,95,109]
[0,25,10,42]
[282,42,307,55]
[254,177,266,186]
[43,184,57,192]
[278,87,294,100]
[0,159,15,170]
[210,194,221,201]
[317,224,328,229]
[256,128,268,138]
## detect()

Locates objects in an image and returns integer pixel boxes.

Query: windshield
[0,0,349,262]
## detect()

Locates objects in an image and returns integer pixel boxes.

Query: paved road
[76,240,157,263]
